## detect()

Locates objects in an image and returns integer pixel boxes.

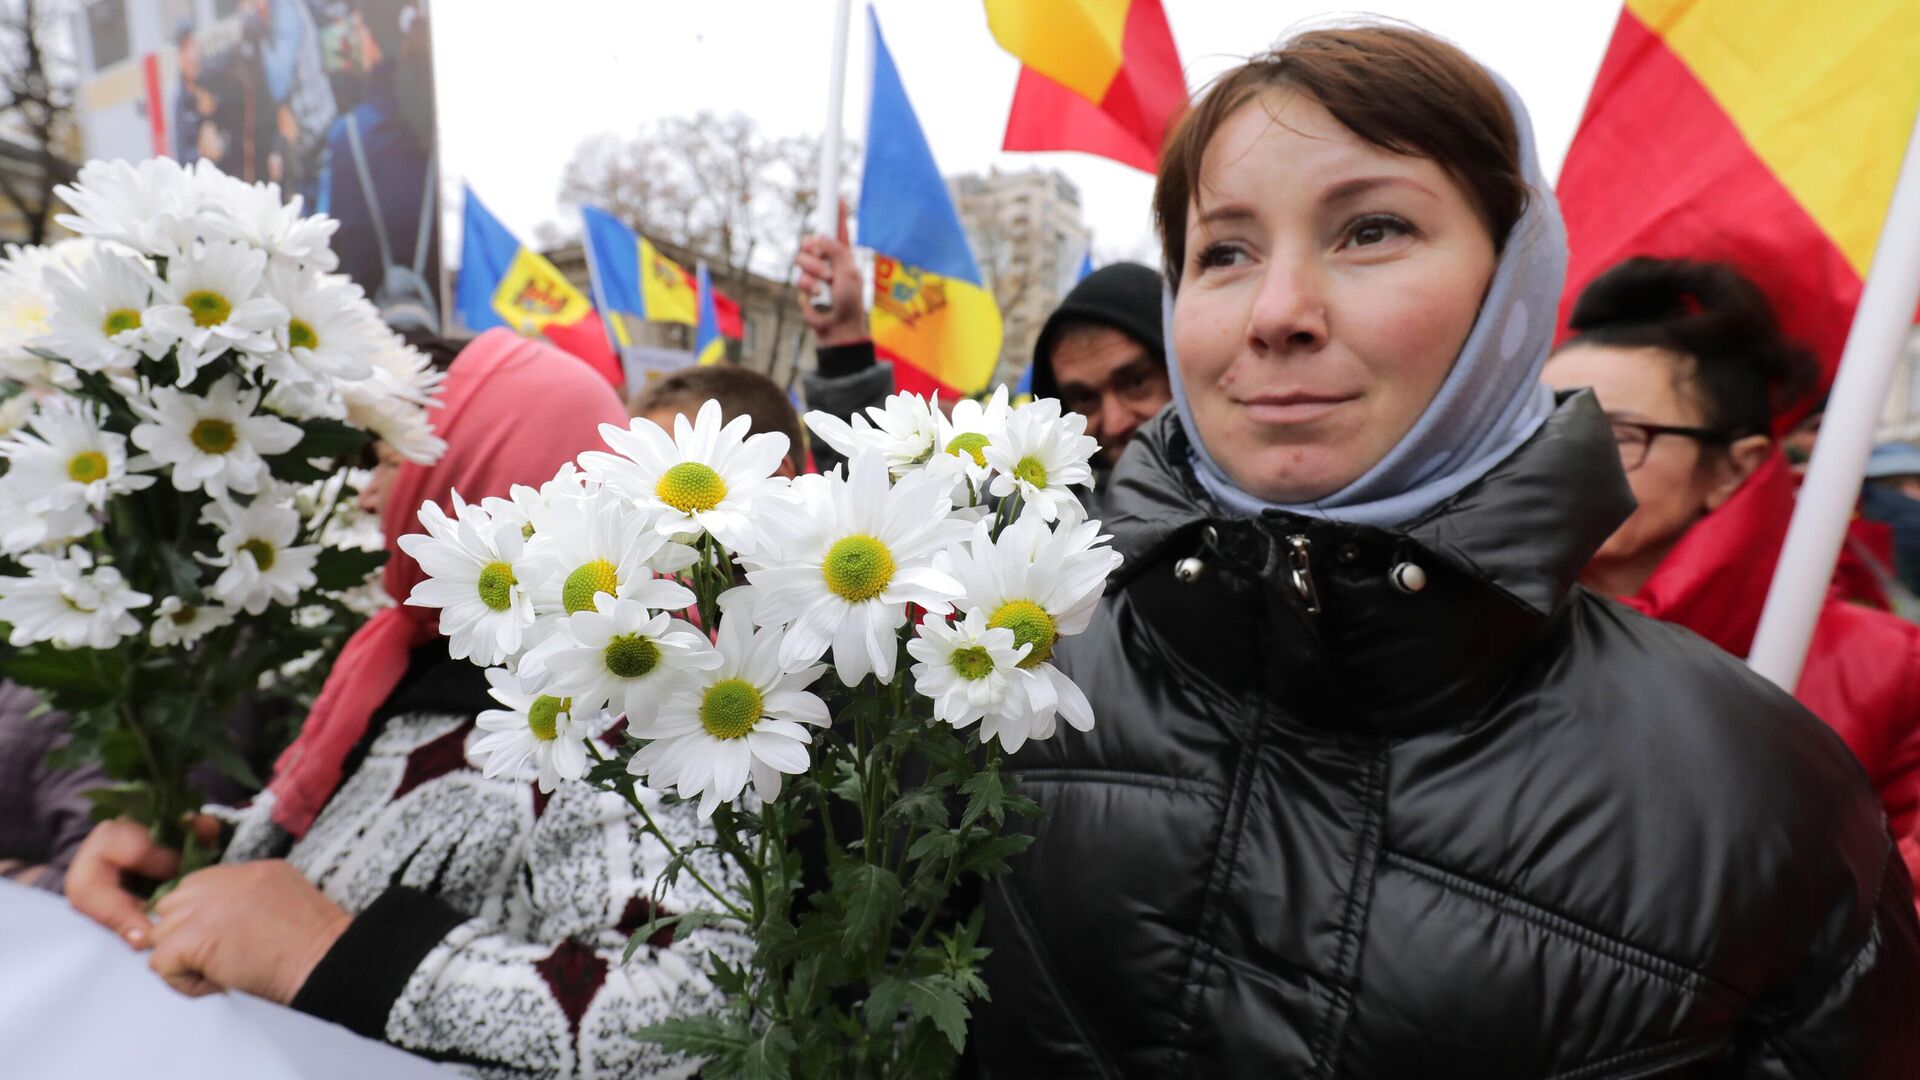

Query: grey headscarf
[1167,69,1564,529]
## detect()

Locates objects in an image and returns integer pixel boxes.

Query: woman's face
[1171,90,1499,503]
[1541,344,1763,594]
[357,441,406,519]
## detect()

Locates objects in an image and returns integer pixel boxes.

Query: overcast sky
[430,1,1623,267]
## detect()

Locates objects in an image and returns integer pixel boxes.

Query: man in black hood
[794,223,1170,497]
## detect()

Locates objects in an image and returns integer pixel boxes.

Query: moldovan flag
[694,264,726,366]
[986,0,1186,173]
[581,206,701,327]
[859,8,1002,399]
[1557,0,1920,388]
[458,186,591,335]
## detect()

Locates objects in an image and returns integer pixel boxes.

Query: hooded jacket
[1623,452,1920,912]
[973,398,1920,1077]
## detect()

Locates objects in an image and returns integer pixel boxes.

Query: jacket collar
[1100,392,1634,734]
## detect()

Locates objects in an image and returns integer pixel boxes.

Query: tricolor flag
[694,263,726,366]
[1557,0,1920,393]
[457,187,623,387]
[986,0,1186,173]
[859,8,1003,399]
[581,206,702,330]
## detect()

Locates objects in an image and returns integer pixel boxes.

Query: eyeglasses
[1059,361,1167,419]
[1609,418,1732,471]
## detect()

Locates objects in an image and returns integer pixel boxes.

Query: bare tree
[0,0,76,245]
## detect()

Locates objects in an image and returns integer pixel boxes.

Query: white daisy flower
[540,595,718,726]
[628,610,830,816]
[148,596,236,649]
[193,167,341,272]
[398,492,547,666]
[469,666,592,794]
[984,397,1100,523]
[906,608,1034,747]
[36,249,167,374]
[0,396,155,513]
[142,240,288,385]
[0,240,92,386]
[129,375,304,499]
[932,385,1014,499]
[0,545,151,649]
[262,264,377,383]
[804,391,941,478]
[943,507,1122,738]
[340,333,445,465]
[53,158,198,260]
[199,495,321,615]
[0,475,95,556]
[580,398,790,555]
[741,448,971,685]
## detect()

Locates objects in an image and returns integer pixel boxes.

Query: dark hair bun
[1566,257,1818,436]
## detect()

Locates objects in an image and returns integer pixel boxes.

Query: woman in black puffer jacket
[972,24,1920,1078]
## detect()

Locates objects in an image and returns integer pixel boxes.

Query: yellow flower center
[287,317,318,351]
[189,418,237,454]
[183,290,232,328]
[240,538,276,572]
[950,645,995,681]
[170,604,199,626]
[66,450,109,484]
[700,678,763,741]
[604,633,662,679]
[102,308,142,336]
[945,432,990,467]
[822,534,895,602]
[655,462,727,513]
[476,561,516,612]
[527,695,570,742]
[561,559,619,615]
[1013,455,1049,489]
[988,600,1057,668]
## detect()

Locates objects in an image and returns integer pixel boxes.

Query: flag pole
[1749,105,1920,690]
[810,0,853,311]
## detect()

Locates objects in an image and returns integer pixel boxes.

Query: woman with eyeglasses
[1544,256,1920,913]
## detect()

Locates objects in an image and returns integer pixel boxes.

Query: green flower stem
[586,741,751,924]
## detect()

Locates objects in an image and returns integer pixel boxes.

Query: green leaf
[621,909,725,964]
[631,1014,750,1068]
[278,418,370,466]
[3,645,123,712]
[906,829,959,864]
[156,545,209,607]
[98,727,147,779]
[883,787,949,831]
[828,759,864,805]
[760,909,844,967]
[313,547,387,592]
[200,740,263,790]
[896,1017,963,1078]
[957,833,1033,877]
[959,769,1005,829]
[740,1023,795,1080]
[864,974,972,1052]
[833,862,903,954]
[82,781,155,825]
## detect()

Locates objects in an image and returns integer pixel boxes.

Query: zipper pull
[1286,534,1321,615]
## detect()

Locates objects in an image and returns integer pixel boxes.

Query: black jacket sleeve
[290,885,468,1040]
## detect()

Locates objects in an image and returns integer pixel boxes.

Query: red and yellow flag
[1557,1,1920,391]
[986,0,1186,173]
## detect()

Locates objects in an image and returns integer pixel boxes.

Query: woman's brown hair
[1154,25,1525,290]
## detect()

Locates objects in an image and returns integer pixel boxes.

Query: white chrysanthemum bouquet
[0,158,442,867]
[405,387,1119,1076]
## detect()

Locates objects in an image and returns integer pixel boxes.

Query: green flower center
[1013,455,1049,489]
[822,534,895,602]
[476,561,516,612]
[945,432,990,467]
[988,600,1057,668]
[189,418,237,454]
[183,289,232,328]
[561,559,619,615]
[170,604,198,626]
[102,308,142,336]
[521,522,536,540]
[604,633,662,679]
[655,462,727,513]
[527,695,570,742]
[240,538,276,572]
[287,317,318,351]
[950,645,996,681]
[66,450,109,484]
[700,678,763,741]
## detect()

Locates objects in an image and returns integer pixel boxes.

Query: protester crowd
[6,17,1920,1079]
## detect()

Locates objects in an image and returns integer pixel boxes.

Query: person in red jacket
[1545,257,1920,907]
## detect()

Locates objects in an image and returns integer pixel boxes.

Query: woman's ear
[1703,434,1773,511]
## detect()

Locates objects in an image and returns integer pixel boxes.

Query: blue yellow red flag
[857,8,1002,399]
[581,206,700,328]
[694,263,726,366]
[457,186,592,335]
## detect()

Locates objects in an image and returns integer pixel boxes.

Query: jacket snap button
[1174,557,1206,584]
[1390,562,1427,594]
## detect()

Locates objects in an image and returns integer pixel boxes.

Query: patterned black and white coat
[214,645,738,1079]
